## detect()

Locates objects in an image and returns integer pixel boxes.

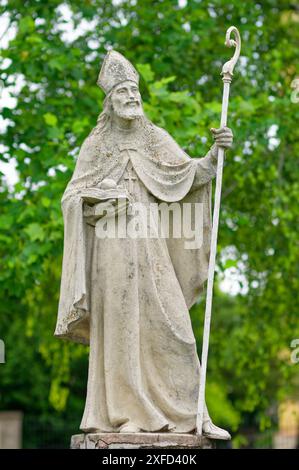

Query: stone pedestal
[71,432,214,449]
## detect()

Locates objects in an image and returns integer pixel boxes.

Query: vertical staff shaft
[196,24,241,436]
[196,79,231,435]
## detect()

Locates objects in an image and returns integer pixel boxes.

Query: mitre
[97,50,139,94]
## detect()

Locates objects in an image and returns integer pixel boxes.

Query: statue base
[71,432,215,449]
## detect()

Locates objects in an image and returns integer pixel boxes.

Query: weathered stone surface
[55,50,233,441]
[71,433,214,449]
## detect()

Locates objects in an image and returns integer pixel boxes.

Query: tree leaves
[24,223,45,242]
[43,113,58,126]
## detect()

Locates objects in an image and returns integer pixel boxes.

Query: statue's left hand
[210,126,233,149]
[84,197,129,227]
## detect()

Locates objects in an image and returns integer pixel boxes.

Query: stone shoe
[119,422,141,433]
[202,419,231,440]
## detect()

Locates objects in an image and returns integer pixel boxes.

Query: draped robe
[54,119,218,432]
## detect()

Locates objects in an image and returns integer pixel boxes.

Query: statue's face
[111,81,143,120]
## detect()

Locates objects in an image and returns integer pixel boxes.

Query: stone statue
[54,51,233,440]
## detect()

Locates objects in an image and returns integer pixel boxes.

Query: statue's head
[93,51,147,135]
[97,50,143,123]
[109,80,143,121]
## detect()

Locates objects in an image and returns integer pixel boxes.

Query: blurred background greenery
[0,0,298,448]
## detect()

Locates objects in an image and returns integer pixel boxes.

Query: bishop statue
[55,51,233,440]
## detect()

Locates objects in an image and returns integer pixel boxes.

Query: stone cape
[54,118,218,433]
[54,119,215,345]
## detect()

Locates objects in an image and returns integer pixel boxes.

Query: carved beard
[113,101,144,121]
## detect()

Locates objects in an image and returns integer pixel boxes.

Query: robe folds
[54,119,218,432]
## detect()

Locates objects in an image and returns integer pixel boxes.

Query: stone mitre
[97,50,139,94]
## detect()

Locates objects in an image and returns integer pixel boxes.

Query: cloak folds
[54,122,216,344]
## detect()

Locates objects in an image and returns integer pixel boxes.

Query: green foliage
[0,0,298,447]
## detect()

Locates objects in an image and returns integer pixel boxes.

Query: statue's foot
[202,419,231,440]
[119,422,141,433]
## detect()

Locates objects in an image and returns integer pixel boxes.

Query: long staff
[196,26,241,436]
